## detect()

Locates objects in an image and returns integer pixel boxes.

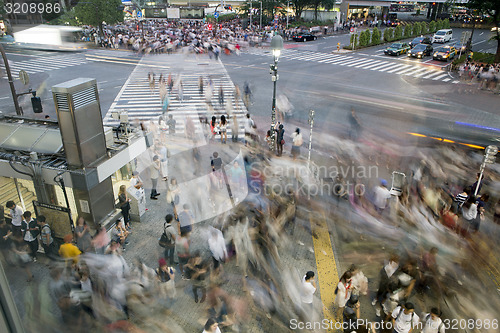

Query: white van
[432,29,453,43]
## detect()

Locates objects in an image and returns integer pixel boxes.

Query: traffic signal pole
[0,44,23,115]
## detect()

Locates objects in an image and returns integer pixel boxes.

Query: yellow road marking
[311,212,339,331]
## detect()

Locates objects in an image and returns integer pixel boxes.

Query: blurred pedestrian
[300,271,316,318]
[202,318,221,333]
[421,307,445,333]
[291,128,303,159]
[156,258,176,301]
[150,155,161,200]
[75,216,92,253]
[162,214,176,265]
[176,230,190,279]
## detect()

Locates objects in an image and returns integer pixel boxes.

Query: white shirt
[422,313,445,333]
[10,205,23,227]
[23,218,35,242]
[462,203,477,221]
[130,176,142,188]
[208,231,227,261]
[374,186,391,209]
[392,306,420,333]
[202,328,221,333]
[301,276,316,304]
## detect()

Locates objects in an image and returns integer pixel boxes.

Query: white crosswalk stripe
[103,55,247,138]
[1,53,87,79]
[243,48,456,83]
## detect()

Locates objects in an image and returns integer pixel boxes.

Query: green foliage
[436,19,443,30]
[404,23,412,38]
[371,27,381,45]
[413,22,421,36]
[420,21,428,34]
[47,8,80,26]
[452,52,496,66]
[442,18,450,29]
[428,21,437,33]
[384,27,394,42]
[74,0,123,28]
[394,25,403,40]
[360,30,371,47]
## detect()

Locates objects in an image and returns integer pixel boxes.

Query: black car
[407,43,433,59]
[292,32,317,42]
[409,36,432,48]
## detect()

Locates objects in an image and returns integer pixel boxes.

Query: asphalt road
[221,27,499,147]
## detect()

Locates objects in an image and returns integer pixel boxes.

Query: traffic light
[136,24,139,30]
[31,92,42,113]
[208,24,213,30]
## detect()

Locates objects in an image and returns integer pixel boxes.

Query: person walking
[348,108,361,140]
[163,214,176,265]
[199,76,204,96]
[37,215,56,259]
[231,114,239,142]
[291,128,303,160]
[391,302,420,333]
[21,211,39,262]
[421,307,445,333]
[335,270,353,321]
[6,201,23,238]
[118,185,131,229]
[176,230,190,279]
[184,251,209,303]
[301,271,317,318]
[150,155,161,200]
[220,115,227,144]
[275,123,285,156]
[156,258,176,301]
[218,86,224,108]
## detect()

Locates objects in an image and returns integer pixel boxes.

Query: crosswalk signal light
[31,92,43,113]
[208,24,212,30]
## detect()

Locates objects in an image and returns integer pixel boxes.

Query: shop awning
[0,122,63,154]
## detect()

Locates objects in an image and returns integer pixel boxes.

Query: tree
[74,0,123,36]
[394,24,403,40]
[359,30,369,47]
[467,0,500,62]
[429,20,437,33]
[290,0,313,20]
[404,23,413,38]
[384,27,394,42]
[371,27,381,45]
[436,19,443,30]
[310,0,334,21]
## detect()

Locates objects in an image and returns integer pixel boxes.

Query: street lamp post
[0,44,23,115]
[270,34,283,149]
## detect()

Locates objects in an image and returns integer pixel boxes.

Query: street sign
[137,11,142,18]
[350,27,354,33]
[19,70,29,85]
[214,12,219,19]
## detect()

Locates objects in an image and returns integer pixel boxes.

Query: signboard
[214,12,219,19]
[33,201,73,240]
[137,11,142,18]
[350,27,354,33]
[167,8,180,19]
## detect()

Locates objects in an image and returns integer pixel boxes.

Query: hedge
[344,20,447,51]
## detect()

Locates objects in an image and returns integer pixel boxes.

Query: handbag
[281,139,285,145]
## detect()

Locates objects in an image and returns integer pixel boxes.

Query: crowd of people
[458,61,500,93]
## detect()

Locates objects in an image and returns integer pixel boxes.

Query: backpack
[41,224,56,241]
[159,224,175,248]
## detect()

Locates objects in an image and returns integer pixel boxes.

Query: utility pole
[475,146,498,196]
[307,109,315,169]
[0,44,23,115]
[260,1,263,29]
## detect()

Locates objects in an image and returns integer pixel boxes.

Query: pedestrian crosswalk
[102,54,248,139]
[0,53,87,79]
[245,48,458,84]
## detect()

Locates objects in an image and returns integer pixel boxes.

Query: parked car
[409,36,432,48]
[407,43,433,58]
[292,32,317,42]
[384,42,411,56]
[433,45,457,61]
